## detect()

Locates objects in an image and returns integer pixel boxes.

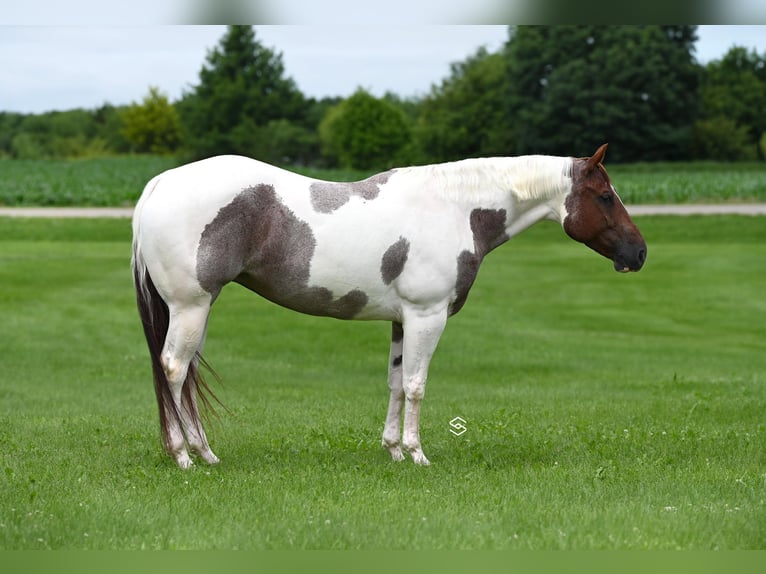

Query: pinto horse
[132,143,646,468]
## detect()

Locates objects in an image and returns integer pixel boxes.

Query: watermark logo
[449,416,467,436]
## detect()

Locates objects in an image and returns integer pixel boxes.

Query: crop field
[1,156,765,206]
[0,156,178,207]
[0,213,764,550]
[0,156,369,207]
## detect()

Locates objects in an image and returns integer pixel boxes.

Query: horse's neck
[400,157,572,242]
[402,156,572,211]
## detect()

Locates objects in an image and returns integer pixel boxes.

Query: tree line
[1,25,764,168]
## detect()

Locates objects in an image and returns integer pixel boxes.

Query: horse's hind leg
[181,324,220,465]
[162,302,217,468]
[382,322,405,461]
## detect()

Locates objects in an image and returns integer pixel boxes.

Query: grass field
[1,156,765,206]
[0,215,764,549]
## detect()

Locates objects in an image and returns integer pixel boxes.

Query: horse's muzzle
[614,242,647,273]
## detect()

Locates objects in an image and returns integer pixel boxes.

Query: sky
[1,25,765,114]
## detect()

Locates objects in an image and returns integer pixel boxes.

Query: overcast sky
[1,25,765,114]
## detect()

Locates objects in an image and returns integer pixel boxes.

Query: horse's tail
[131,177,221,455]
[131,245,178,453]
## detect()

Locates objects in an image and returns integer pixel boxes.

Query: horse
[131,143,646,469]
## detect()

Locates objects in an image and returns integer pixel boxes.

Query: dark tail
[132,248,222,455]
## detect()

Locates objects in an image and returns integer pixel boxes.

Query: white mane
[397,155,573,205]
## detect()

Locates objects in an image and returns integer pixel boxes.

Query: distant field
[0,156,178,207]
[608,162,766,204]
[0,215,763,549]
[0,156,764,206]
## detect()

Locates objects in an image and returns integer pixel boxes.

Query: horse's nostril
[638,248,647,265]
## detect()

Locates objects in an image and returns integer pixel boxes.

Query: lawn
[0,215,764,549]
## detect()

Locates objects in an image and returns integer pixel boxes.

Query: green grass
[1,156,764,206]
[0,216,764,549]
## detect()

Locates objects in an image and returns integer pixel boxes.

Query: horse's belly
[234,270,394,321]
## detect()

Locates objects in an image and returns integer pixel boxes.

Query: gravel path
[627,204,766,216]
[2,204,766,218]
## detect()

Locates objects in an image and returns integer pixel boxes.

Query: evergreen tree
[178,26,306,161]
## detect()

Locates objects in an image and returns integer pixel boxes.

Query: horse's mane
[396,155,573,204]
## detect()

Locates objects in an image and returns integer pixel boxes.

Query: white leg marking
[400,307,448,466]
[382,323,405,462]
[162,303,217,469]
[181,322,220,465]
[182,374,220,465]
[162,351,192,468]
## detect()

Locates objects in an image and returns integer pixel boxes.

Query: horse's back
[144,155,307,208]
[136,155,310,246]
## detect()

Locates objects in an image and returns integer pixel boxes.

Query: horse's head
[562,144,647,272]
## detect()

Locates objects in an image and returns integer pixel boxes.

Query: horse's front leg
[382,322,405,461]
[400,306,448,466]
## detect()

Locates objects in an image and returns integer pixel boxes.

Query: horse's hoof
[196,449,220,465]
[387,446,405,462]
[175,453,194,469]
[203,453,220,465]
[411,451,430,466]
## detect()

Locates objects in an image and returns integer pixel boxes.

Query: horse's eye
[599,192,613,205]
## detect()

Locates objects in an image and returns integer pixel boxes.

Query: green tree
[2,107,129,159]
[178,25,306,161]
[120,87,182,155]
[94,104,131,154]
[415,46,510,163]
[0,112,24,157]
[9,109,101,159]
[696,46,766,160]
[692,116,755,161]
[261,119,319,166]
[505,25,700,162]
[319,89,412,170]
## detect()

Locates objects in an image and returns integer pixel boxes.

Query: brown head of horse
[563,144,647,272]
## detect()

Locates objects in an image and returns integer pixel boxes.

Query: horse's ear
[586,143,608,171]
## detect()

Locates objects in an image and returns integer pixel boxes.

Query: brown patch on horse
[310,170,395,213]
[470,208,508,257]
[196,184,368,318]
[451,250,481,316]
[563,144,647,272]
[391,321,403,343]
[380,237,410,285]
[450,208,508,316]
[296,287,368,319]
